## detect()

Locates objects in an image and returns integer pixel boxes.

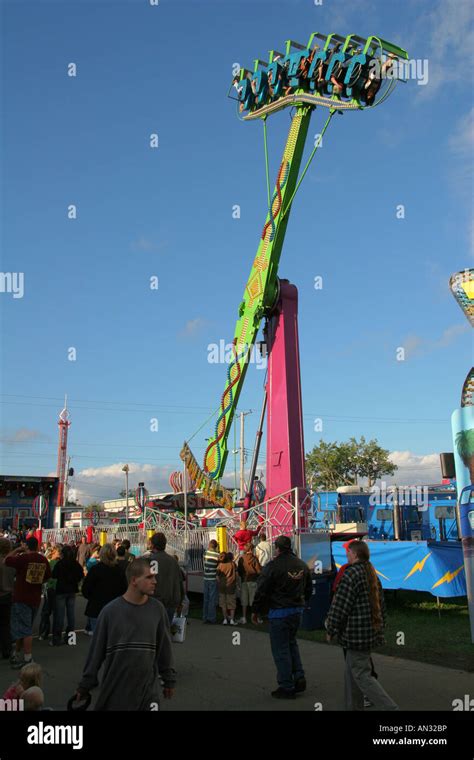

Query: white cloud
[449,106,474,194]
[449,107,474,156]
[417,0,474,100]
[386,450,441,485]
[400,322,469,358]
[180,317,207,338]
[130,237,163,253]
[435,323,470,347]
[68,462,174,505]
[402,334,424,359]
[0,428,47,444]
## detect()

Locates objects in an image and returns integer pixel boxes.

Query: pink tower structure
[265,280,308,539]
[56,396,70,511]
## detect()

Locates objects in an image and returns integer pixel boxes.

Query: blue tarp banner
[332,541,466,598]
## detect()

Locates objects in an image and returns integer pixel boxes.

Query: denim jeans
[203,580,218,622]
[39,589,56,638]
[52,593,76,644]
[269,614,304,691]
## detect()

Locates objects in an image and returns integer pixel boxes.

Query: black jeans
[0,593,12,657]
[268,614,305,691]
[52,593,76,644]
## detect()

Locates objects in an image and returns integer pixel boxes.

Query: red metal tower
[56,396,70,510]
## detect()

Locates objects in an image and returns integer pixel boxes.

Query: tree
[305,441,345,491]
[455,428,474,482]
[354,436,397,487]
[305,436,397,490]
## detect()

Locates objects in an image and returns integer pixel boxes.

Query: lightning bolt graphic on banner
[404,552,432,580]
[334,562,390,580]
[431,566,464,590]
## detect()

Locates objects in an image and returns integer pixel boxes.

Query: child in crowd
[217,552,237,625]
[3,662,42,701]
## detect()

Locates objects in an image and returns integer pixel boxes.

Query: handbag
[170,614,187,643]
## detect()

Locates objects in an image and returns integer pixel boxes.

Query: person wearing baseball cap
[252,535,312,699]
[332,539,357,593]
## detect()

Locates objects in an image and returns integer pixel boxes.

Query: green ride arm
[203,105,313,480]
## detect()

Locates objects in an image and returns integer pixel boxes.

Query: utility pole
[122,464,130,536]
[239,410,252,500]
[232,423,238,497]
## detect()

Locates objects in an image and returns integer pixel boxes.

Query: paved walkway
[0,599,471,711]
[0,597,474,711]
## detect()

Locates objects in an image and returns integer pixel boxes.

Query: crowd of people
[0,531,166,709]
[202,522,398,708]
[0,520,398,711]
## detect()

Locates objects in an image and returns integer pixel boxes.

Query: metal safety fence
[42,487,313,572]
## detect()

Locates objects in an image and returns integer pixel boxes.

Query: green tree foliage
[305,436,397,490]
[87,501,102,510]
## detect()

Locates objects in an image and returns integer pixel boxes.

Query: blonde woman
[325,540,398,711]
[81,544,127,634]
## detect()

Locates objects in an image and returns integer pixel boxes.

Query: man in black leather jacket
[252,535,312,699]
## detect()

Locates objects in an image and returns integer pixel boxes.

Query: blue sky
[1,0,472,503]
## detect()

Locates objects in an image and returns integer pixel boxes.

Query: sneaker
[271,687,296,700]
[257,617,264,624]
[229,619,237,625]
[222,619,228,625]
[38,634,48,641]
[363,697,373,708]
[238,617,247,625]
[294,677,307,694]
[84,630,93,636]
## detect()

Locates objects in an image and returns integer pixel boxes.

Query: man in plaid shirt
[325,540,398,710]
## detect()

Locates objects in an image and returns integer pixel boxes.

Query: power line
[0,453,181,464]
[303,414,446,424]
[0,439,207,451]
[0,401,214,415]
[0,394,449,423]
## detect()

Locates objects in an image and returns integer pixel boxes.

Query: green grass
[187,590,474,672]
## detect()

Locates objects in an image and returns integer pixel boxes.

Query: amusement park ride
[181,31,409,537]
